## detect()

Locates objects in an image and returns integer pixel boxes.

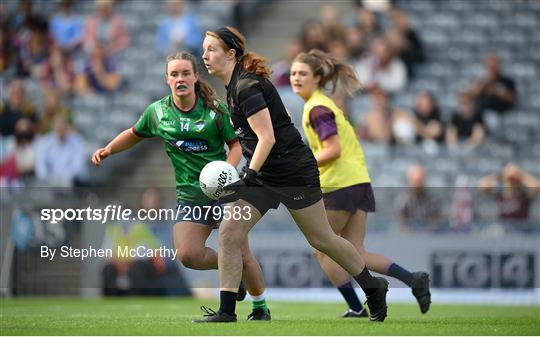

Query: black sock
[353,267,378,297]
[219,291,237,316]
[387,263,413,287]
[337,281,363,312]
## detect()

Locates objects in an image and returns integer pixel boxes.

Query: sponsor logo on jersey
[162,120,175,126]
[169,139,208,152]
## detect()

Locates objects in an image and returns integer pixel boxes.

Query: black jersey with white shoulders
[226,63,316,183]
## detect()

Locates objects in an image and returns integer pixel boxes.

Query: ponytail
[294,49,363,95]
[239,51,271,78]
[194,79,226,114]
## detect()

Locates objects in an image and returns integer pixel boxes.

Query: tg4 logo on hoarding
[431,251,535,288]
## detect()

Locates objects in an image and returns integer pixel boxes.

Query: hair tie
[213,27,244,57]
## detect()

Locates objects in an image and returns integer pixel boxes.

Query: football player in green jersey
[91,52,270,320]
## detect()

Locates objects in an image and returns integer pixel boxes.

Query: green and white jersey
[133,95,237,203]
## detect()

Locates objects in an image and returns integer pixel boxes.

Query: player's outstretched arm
[91,128,143,166]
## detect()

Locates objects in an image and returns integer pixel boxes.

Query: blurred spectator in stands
[355,37,407,93]
[6,0,34,32]
[387,9,424,78]
[396,164,442,234]
[299,19,328,52]
[1,16,12,71]
[478,163,540,223]
[352,7,382,52]
[84,0,129,54]
[320,5,346,44]
[358,89,413,145]
[0,117,36,184]
[39,45,77,96]
[155,0,203,57]
[102,188,191,296]
[36,115,86,187]
[449,175,474,234]
[270,38,302,87]
[50,0,84,54]
[75,42,122,95]
[446,92,486,151]
[357,89,393,143]
[412,90,444,144]
[467,54,516,115]
[14,15,50,79]
[327,39,349,61]
[39,88,73,134]
[0,79,38,136]
[345,26,366,62]
[5,0,44,73]
[392,108,416,146]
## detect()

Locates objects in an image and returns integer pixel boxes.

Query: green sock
[252,298,269,313]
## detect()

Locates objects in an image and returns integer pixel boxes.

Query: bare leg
[218,199,262,291]
[288,199,365,276]
[174,220,266,296]
[173,221,215,270]
[240,238,265,296]
[313,210,352,286]
[315,210,399,284]
[342,211,393,274]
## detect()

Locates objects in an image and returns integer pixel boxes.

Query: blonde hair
[206,26,271,78]
[293,49,362,95]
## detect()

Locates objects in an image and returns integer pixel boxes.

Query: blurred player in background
[91,52,270,320]
[196,26,389,323]
[290,49,431,316]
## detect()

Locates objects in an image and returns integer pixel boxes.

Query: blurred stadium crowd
[1,0,539,236]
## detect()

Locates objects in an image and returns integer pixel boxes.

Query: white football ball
[199,161,240,200]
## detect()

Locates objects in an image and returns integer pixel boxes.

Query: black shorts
[240,152,323,216]
[323,183,376,213]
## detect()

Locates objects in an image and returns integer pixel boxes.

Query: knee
[307,235,332,253]
[312,248,326,262]
[177,249,204,269]
[219,224,243,247]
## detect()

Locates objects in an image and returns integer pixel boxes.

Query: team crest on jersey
[169,139,208,152]
[194,120,205,133]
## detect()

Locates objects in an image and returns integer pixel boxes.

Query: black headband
[213,27,244,57]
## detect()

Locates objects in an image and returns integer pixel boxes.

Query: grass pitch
[1,297,538,335]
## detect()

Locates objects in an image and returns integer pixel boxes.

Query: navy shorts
[323,183,376,213]
[176,200,222,227]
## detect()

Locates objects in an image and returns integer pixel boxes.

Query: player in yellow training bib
[290,49,431,317]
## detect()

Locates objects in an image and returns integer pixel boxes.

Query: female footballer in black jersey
[193,26,389,323]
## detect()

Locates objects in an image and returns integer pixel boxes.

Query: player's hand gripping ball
[199,161,240,200]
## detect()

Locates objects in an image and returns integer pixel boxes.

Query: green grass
[1,298,538,335]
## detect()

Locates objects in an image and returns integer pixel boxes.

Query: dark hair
[206,26,271,78]
[165,52,225,114]
[415,90,441,119]
[293,49,362,95]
